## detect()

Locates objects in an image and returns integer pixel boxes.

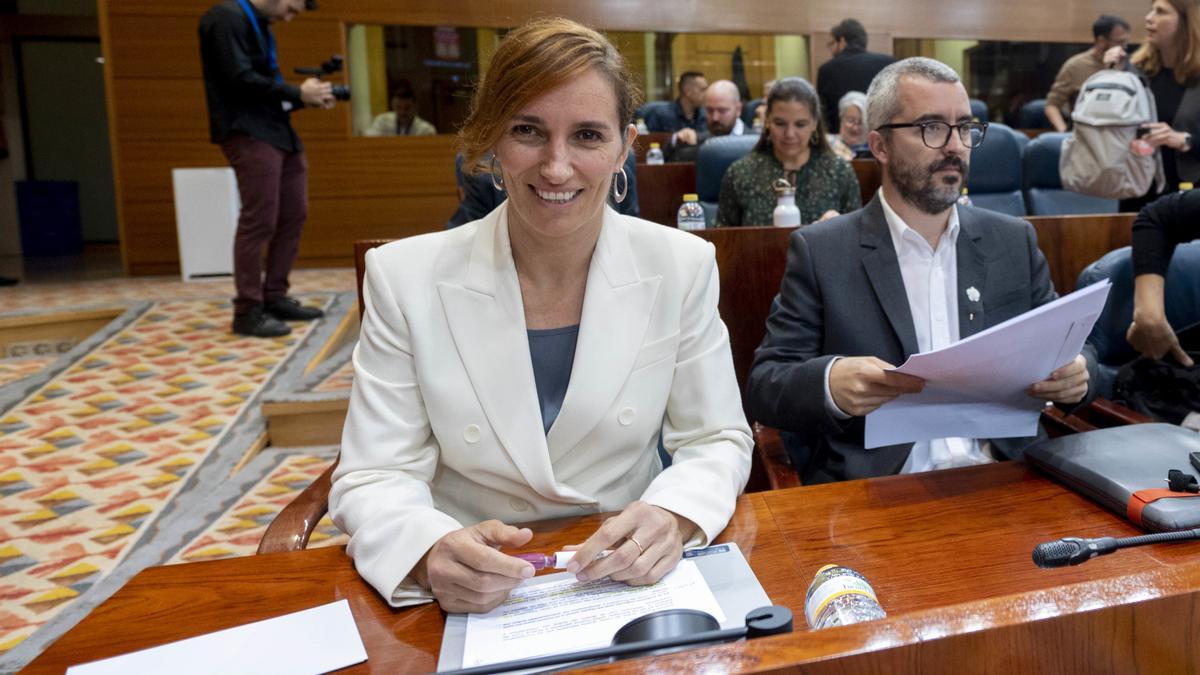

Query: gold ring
[627,535,645,555]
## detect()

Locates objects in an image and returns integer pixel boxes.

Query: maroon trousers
[219,133,308,315]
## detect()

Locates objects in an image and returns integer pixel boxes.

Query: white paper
[66,599,367,675]
[459,559,724,668]
[864,280,1112,448]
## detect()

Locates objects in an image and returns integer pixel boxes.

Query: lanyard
[236,0,282,83]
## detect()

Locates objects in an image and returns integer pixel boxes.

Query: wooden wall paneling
[1029,213,1135,293]
[102,0,1150,276]
[301,194,459,256]
[634,162,696,227]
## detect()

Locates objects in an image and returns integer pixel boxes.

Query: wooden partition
[852,158,882,205]
[635,162,696,226]
[99,0,1146,275]
[1028,213,1135,293]
[631,132,672,163]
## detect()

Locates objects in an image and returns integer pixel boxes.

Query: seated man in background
[748,57,1097,483]
[666,80,748,162]
[365,85,437,136]
[446,151,639,227]
[644,71,707,133]
[1126,188,1198,367]
[1044,14,1130,132]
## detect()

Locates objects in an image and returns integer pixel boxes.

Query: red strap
[1127,488,1200,526]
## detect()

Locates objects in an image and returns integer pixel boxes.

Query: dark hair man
[644,71,708,133]
[199,0,336,337]
[1044,15,1131,132]
[749,58,1096,483]
[817,18,895,131]
[366,84,437,136]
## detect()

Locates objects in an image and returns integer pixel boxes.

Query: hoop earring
[811,132,821,147]
[612,167,628,204]
[490,155,505,191]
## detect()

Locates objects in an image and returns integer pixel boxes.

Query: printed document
[459,559,723,668]
[865,280,1111,448]
[65,599,367,675]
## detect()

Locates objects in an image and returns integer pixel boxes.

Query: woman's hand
[1129,313,1192,365]
[818,209,840,222]
[1103,45,1127,68]
[567,501,697,586]
[413,520,535,613]
[1141,122,1188,149]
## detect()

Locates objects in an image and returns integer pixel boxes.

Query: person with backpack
[1111,0,1200,212]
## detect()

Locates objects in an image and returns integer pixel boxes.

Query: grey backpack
[1060,69,1165,199]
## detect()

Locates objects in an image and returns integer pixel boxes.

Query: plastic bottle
[956,187,972,207]
[676,193,706,231]
[804,564,886,630]
[773,178,800,227]
[646,142,665,165]
[636,118,649,134]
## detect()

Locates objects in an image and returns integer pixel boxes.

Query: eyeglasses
[875,121,988,149]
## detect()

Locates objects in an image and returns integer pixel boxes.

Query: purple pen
[512,552,558,570]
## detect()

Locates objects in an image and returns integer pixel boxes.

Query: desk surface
[26,462,1200,673]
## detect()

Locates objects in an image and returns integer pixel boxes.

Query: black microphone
[1033,528,1200,568]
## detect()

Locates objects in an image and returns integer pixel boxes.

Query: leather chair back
[970,98,989,123]
[966,122,1027,216]
[1019,98,1051,129]
[696,134,760,225]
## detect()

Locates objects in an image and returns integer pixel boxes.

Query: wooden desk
[1027,212,1135,293]
[632,132,673,163]
[851,158,882,205]
[27,463,1200,673]
[634,161,696,227]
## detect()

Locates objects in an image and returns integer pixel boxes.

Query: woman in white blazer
[329,18,753,613]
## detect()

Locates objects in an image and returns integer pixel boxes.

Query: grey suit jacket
[747,195,1098,483]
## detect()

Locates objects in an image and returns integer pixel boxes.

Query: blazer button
[618,407,636,426]
[463,424,481,443]
[509,497,529,511]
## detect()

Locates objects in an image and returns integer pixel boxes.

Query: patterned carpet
[0,269,358,671]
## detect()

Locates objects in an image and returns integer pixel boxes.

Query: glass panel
[894,38,1137,128]
[347,25,810,137]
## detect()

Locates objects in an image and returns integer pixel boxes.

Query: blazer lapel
[437,204,560,498]
[955,209,988,337]
[859,197,920,357]
[547,209,661,462]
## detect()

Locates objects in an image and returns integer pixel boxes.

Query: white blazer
[329,203,752,606]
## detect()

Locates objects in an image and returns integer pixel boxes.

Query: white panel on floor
[172,168,240,281]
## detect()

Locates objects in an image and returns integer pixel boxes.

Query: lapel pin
[966,286,980,303]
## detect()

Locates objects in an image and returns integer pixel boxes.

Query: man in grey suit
[748,57,1096,484]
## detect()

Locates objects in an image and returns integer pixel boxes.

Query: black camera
[295,55,350,101]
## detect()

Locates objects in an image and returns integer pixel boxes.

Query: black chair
[695,135,760,226]
[1023,132,1118,215]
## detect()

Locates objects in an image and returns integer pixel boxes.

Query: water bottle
[956,187,972,207]
[676,193,706,231]
[773,178,800,227]
[636,118,649,134]
[646,142,665,165]
[804,564,886,630]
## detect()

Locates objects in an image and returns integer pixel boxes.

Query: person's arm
[201,10,303,106]
[1127,191,1199,364]
[747,231,849,430]
[570,247,752,585]
[714,166,742,227]
[1044,61,1075,132]
[1044,104,1068,133]
[327,250,468,607]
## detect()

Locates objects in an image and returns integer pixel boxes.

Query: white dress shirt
[824,190,993,473]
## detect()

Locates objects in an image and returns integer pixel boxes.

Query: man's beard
[709,119,732,136]
[890,154,969,215]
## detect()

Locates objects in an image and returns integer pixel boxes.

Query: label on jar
[804,575,877,626]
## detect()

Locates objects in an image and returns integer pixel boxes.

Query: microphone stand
[1032,528,1200,568]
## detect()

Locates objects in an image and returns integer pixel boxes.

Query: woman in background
[828,91,871,160]
[717,77,861,226]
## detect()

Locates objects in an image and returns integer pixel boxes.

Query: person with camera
[199,0,336,337]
